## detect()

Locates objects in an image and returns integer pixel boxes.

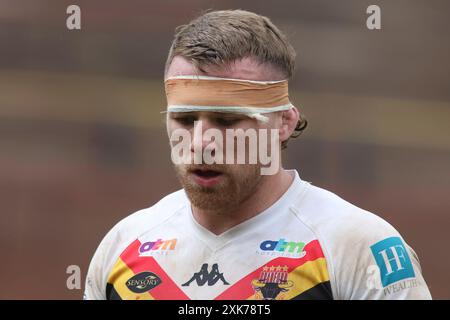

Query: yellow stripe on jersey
[107,257,155,300]
[247,257,329,300]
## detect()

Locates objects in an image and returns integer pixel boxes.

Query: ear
[279,107,300,143]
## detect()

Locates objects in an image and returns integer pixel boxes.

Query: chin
[185,186,236,211]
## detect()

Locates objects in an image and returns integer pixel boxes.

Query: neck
[191,169,295,235]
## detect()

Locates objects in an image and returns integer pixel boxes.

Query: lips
[193,169,222,178]
[189,168,223,187]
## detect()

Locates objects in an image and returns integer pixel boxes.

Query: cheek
[167,119,179,134]
[226,164,257,178]
[167,121,191,147]
[167,127,176,147]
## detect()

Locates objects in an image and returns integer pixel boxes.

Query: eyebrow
[169,111,246,118]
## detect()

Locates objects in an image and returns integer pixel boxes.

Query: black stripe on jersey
[106,283,122,300]
[291,281,333,300]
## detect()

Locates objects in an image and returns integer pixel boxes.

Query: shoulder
[84,189,189,299]
[292,183,431,299]
[113,189,187,233]
[105,188,188,247]
[294,183,399,245]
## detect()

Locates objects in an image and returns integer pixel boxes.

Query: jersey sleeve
[329,209,432,300]
[83,221,127,300]
[83,230,114,300]
[83,207,156,300]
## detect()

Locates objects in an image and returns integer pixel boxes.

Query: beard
[174,163,262,212]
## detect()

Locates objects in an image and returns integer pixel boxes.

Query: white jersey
[84,170,431,300]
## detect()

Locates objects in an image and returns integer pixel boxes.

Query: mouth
[189,168,224,187]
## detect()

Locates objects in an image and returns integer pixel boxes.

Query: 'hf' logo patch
[370,236,415,287]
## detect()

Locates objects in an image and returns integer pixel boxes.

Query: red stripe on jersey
[214,239,325,300]
[120,239,190,300]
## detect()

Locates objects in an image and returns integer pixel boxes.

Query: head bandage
[164,75,294,122]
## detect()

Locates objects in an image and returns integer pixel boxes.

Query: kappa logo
[182,263,230,287]
[252,265,293,300]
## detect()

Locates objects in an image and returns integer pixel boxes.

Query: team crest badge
[252,265,293,300]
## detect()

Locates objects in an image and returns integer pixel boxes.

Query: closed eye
[214,116,243,127]
[171,114,197,126]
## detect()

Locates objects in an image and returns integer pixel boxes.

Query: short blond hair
[165,9,307,147]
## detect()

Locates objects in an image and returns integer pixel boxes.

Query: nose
[190,117,218,158]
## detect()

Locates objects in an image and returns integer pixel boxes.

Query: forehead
[168,111,249,118]
[165,56,285,81]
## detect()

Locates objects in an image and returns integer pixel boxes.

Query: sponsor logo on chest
[257,238,306,258]
[138,238,177,256]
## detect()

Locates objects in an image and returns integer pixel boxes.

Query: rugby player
[84,9,431,300]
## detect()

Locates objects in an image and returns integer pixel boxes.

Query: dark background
[0,0,449,299]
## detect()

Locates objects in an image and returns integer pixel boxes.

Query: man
[84,9,431,300]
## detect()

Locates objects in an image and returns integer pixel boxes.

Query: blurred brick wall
[0,0,449,299]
